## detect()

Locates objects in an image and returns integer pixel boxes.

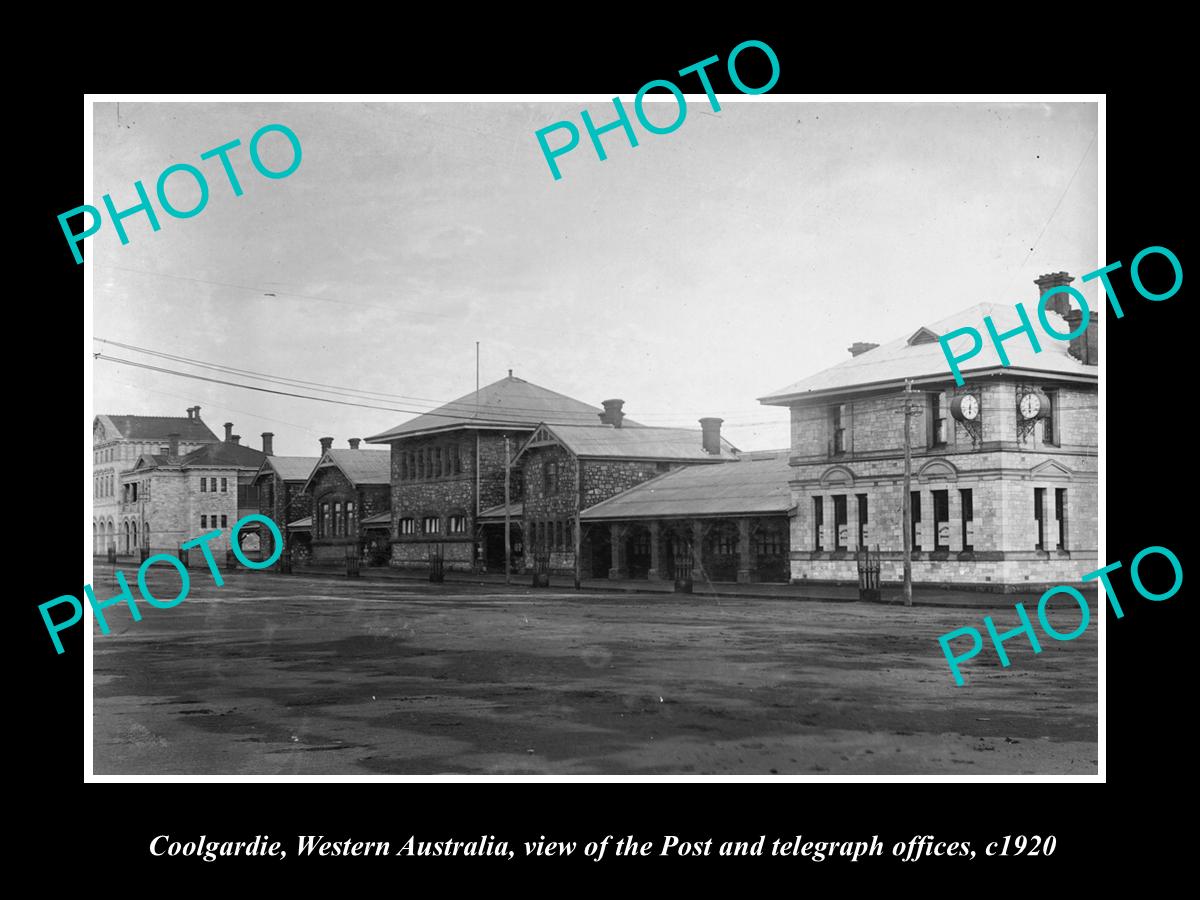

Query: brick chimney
[185,406,194,421]
[848,341,879,357]
[598,399,625,428]
[230,434,241,445]
[167,432,180,456]
[699,417,724,455]
[1065,307,1098,366]
[319,436,333,454]
[1035,272,1075,318]
[261,432,274,456]
[192,406,201,421]
[224,422,234,442]
[349,438,361,450]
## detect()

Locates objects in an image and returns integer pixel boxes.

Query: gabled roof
[759,302,1098,404]
[304,449,391,491]
[94,414,220,443]
[515,423,739,463]
[365,375,636,442]
[255,455,320,483]
[181,441,268,469]
[581,450,793,520]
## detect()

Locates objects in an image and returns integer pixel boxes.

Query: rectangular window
[1055,487,1067,550]
[857,493,869,549]
[830,404,846,455]
[399,517,416,535]
[1043,390,1060,446]
[434,447,443,478]
[960,488,974,552]
[220,514,227,528]
[333,501,342,537]
[555,520,564,550]
[321,502,331,539]
[201,515,207,528]
[221,477,228,492]
[424,516,440,534]
[911,491,922,551]
[400,453,408,481]
[813,496,824,551]
[200,478,207,493]
[448,515,466,534]
[929,392,946,447]
[545,461,558,496]
[1034,487,1046,551]
[832,494,848,550]
[346,501,356,535]
[932,489,949,550]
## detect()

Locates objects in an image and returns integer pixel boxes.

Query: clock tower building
[758,277,1098,592]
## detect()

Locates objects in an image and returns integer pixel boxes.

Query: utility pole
[503,434,511,586]
[574,459,582,591]
[901,379,914,607]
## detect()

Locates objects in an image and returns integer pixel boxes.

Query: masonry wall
[786,379,1097,590]
[309,467,391,563]
[388,430,527,571]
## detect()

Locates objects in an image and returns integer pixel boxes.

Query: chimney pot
[167,432,180,456]
[231,435,241,445]
[1035,271,1075,319]
[848,341,880,357]
[699,417,724,455]
[261,432,274,456]
[319,436,334,455]
[192,406,201,421]
[349,438,361,450]
[600,398,626,428]
[224,422,234,442]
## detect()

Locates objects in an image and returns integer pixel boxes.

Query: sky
[91,100,1098,457]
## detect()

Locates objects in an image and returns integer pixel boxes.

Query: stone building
[92,407,218,554]
[300,438,392,564]
[118,425,268,559]
[758,274,1098,591]
[579,449,793,583]
[366,373,618,573]
[509,412,739,577]
[252,440,318,561]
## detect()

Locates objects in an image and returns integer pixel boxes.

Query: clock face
[959,395,979,420]
[1019,392,1041,419]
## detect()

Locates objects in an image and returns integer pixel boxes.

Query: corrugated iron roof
[95,414,220,442]
[759,302,1098,403]
[526,424,739,461]
[257,456,320,482]
[308,449,391,488]
[287,516,312,529]
[361,511,391,526]
[180,442,268,468]
[365,375,634,442]
[581,450,793,520]
[479,501,524,521]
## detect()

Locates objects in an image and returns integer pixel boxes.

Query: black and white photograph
[84,96,1101,778]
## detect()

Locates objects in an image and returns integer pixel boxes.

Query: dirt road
[92,571,1098,775]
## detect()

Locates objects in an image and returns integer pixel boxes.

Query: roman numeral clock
[950,392,982,445]
[1015,387,1050,443]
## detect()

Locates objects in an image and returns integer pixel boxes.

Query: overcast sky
[91,100,1097,456]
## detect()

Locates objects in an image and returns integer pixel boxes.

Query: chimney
[348,438,361,450]
[599,398,625,428]
[1066,308,1098,366]
[185,406,193,421]
[848,341,879,357]
[1035,272,1075,319]
[192,405,201,421]
[224,422,234,442]
[230,434,241,445]
[319,436,333,455]
[167,432,180,456]
[261,432,274,456]
[699,417,724,455]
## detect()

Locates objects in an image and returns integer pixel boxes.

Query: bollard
[280,548,292,575]
[107,546,117,564]
[177,545,190,568]
[346,546,360,578]
[225,548,237,571]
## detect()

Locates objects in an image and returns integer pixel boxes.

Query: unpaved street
[92,571,1098,775]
